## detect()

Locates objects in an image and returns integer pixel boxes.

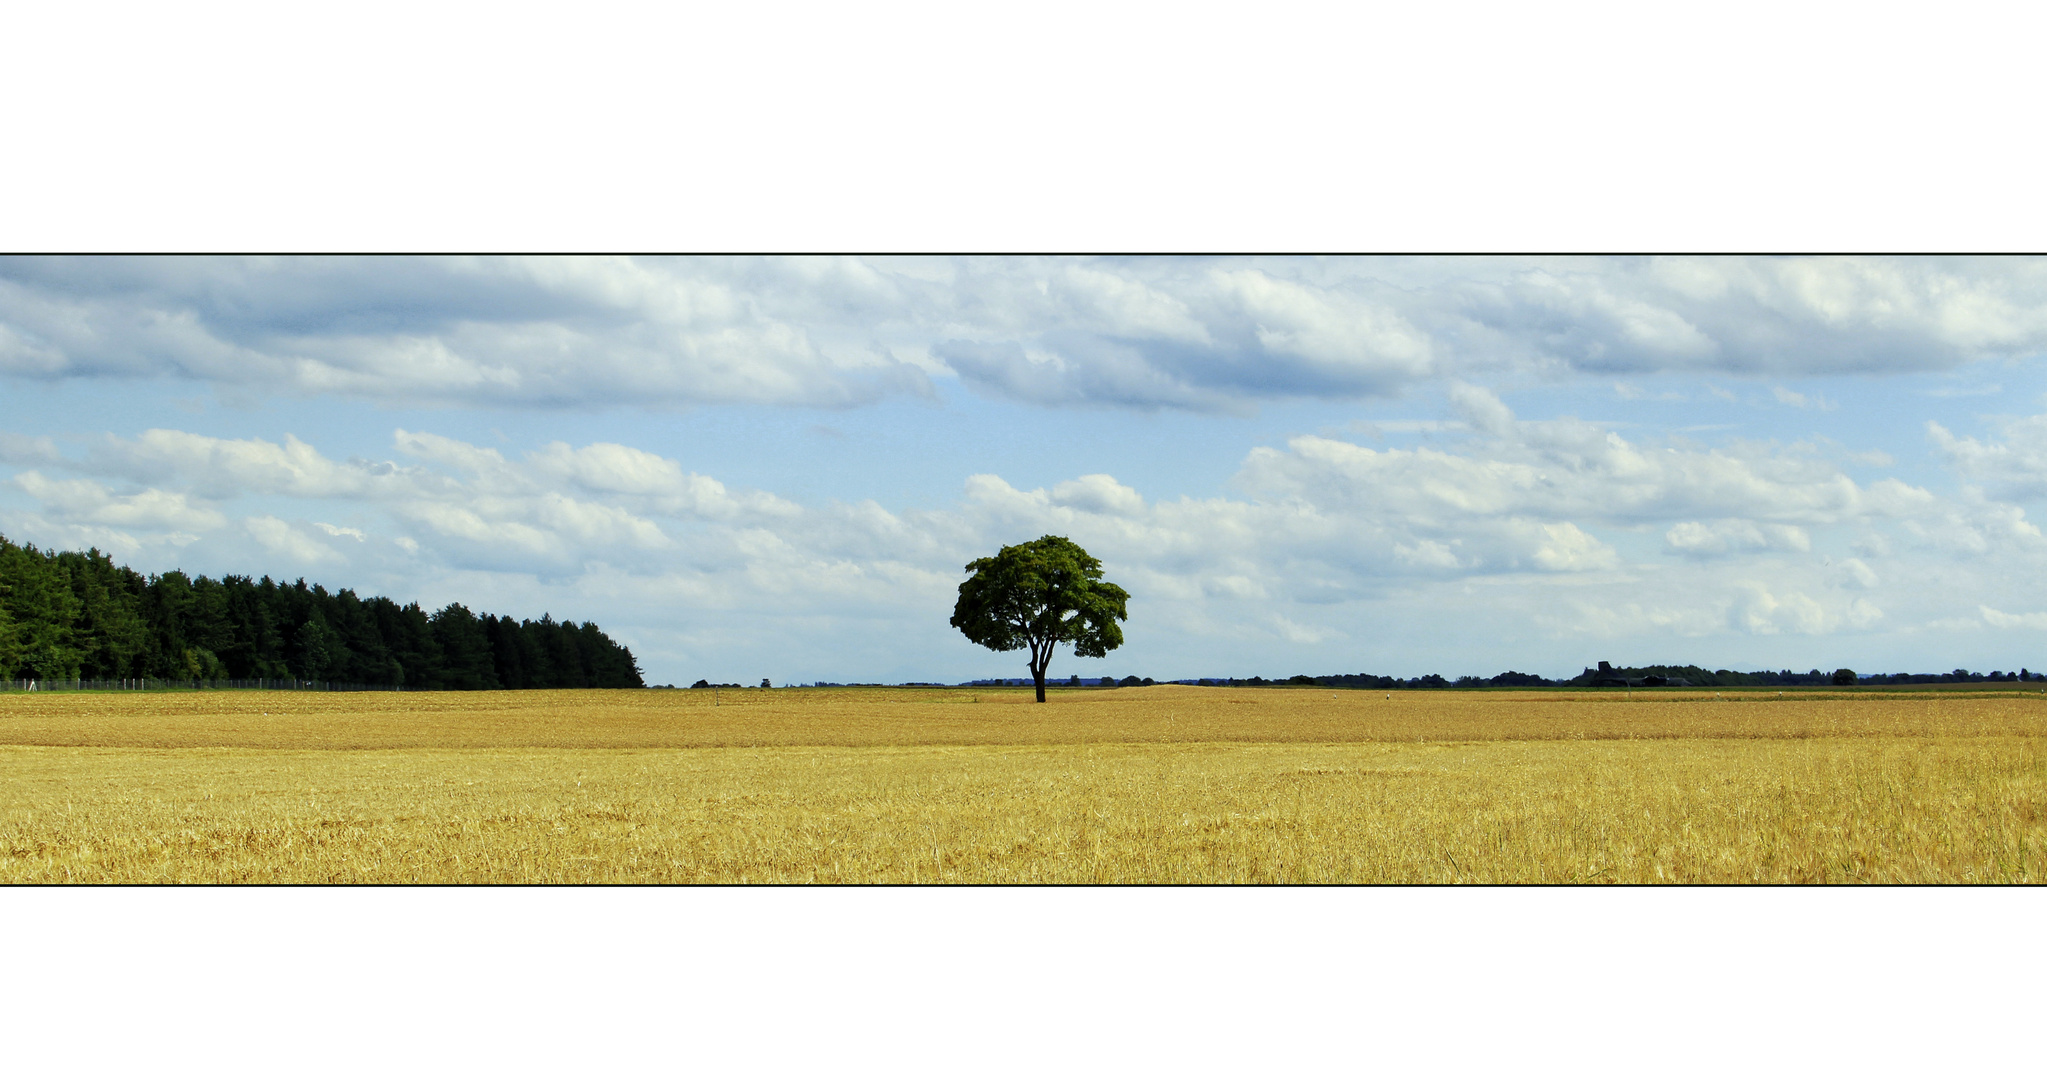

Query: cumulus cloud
[0,256,934,410]
[932,339,1240,412]
[4,428,752,578]
[1209,268,1435,379]
[1394,539,1462,570]
[1981,606,2047,630]
[1446,382,1515,435]
[0,433,61,465]
[1846,598,1885,628]
[1929,415,2047,499]
[0,511,199,562]
[1049,474,1145,516]
[1470,256,2047,376]
[10,471,226,532]
[1897,495,2045,557]
[1522,521,1619,572]
[1837,558,1879,589]
[244,516,343,564]
[90,429,415,500]
[7,256,2047,413]
[1238,418,1930,531]
[1665,519,1812,557]
[935,256,2047,410]
[1269,615,1340,646]
[1735,584,1833,635]
[50,427,811,568]
[1771,386,1836,410]
[3,402,2042,680]
[910,400,1997,648]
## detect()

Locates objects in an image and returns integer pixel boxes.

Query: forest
[0,534,643,689]
[1290,663,2042,689]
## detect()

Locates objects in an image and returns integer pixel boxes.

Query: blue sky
[4,255,2047,685]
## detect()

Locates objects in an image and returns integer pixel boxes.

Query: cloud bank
[6,396,2043,681]
[5,256,2046,412]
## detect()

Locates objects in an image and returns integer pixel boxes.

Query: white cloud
[1446,382,1515,435]
[1929,415,2047,499]
[0,509,199,561]
[1612,382,1688,403]
[0,256,934,410]
[93,429,419,500]
[10,471,226,532]
[1044,265,1212,344]
[1211,267,1435,377]
[529,441,686,497]
[1665,519,1812,557]
[9,256,2047,414]
[1735,584,1832,635]
[6,396,2046,682]
[528,441,800,520]
[1049,474,1145,516]
[1522,521,1618,572]
[1536,577,1888,642]
[1924,382,2003,398]
[0,433,61,464]
[1239,416,1928,532]
[1897,496,2045,557]
[1394,539,1462,570]
[1769,385,1836,411]
[1981,606,2047,630]
[1268,615,1340,646]
[391,430,512,482]
[1540,599,1729,640]
[243,516,342,564]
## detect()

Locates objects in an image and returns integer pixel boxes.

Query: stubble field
[3,684,2043,883]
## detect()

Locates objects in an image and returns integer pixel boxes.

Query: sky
[4,255,2047,685]
[6,3,2041,1046]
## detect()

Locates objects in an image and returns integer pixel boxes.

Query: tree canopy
[951,535,1128,702]
[0,533,642,689]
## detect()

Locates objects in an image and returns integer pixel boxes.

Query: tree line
[0,534,643,689]
[1248,663,2044,689]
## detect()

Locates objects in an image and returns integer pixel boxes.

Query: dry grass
[2,683,2042,749]
[2,685,2043,882]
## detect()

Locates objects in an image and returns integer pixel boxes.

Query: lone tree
[951,535,1128,703]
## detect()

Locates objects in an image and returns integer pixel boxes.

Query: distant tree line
[932,664,2047,691]
[1217,664,2045,689]
[0,534,642,689]
[662,664,2047,692]
[964,675,1157,688]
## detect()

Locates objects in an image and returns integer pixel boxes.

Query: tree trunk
[1034,670,1046,703]
[1030,652,1048,703]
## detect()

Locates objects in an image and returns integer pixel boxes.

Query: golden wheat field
[2,684,2043,883]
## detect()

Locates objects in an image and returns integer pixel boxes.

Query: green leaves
[0,531,642,688]
[951,536,1129,699]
